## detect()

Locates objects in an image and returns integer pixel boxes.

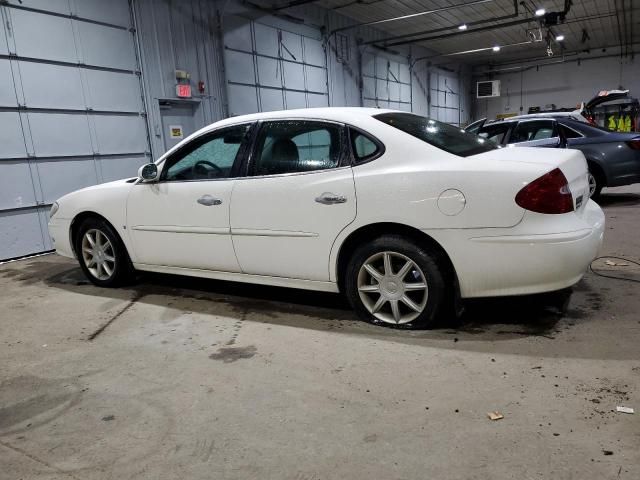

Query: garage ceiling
[275,0,640,65]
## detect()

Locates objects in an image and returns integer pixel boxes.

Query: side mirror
[138,163,159,181]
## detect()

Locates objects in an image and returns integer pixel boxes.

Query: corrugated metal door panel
[0,209,46,259]
[99,155,147,183]
[0,112,27,158]
[361,51,411,110]
[0,60,17,106]
[93,116,148,155]
[75,0,131,27]
[227,84,258,116]
[36,157,99,204]
[9,9,77,62]
[259,88,284,111]
[76,22,136,70]
[19,62,85,110]
[85,71,142,112]
[285,91,306,109]
[28,113,93,157]
[223,15,328,115]
[5,0,71,15]
[0,161,37,210]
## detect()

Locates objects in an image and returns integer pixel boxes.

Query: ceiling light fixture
[555,34,565,41]
[458,24,468,30]
[492,45,501,52]
[535,8,545,16]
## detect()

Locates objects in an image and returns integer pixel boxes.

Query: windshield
[374,112,496,157]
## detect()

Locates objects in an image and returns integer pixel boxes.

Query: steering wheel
[191,160,223,179]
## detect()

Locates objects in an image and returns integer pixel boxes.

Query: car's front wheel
[345,235,446,328]
[75,217,134,287]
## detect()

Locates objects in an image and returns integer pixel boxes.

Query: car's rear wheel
[587,169,603,199]
[345,235,446,328]
[75,217,133,287]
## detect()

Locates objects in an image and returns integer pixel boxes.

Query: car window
[252,121,343,176]
[559,124,583,139]
[163,124,250,181]
[350,129,381,162]
[510,120,557,143]
[374,112,495,157]
[478,124,511,145]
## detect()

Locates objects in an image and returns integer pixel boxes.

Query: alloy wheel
[357,251,429,325]
[587,172,597,198]
[81,229,116,281]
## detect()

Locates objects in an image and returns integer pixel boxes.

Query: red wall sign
[176,84,192,98]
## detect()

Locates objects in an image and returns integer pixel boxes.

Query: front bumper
[48,218,75,259]
[429,200,605,298]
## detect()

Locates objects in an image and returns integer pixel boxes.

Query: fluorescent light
[458,24,468,30]
[555,34,565,41]
[492,45,501,52]
[535,8,545,16]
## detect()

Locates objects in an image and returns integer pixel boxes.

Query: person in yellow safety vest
[617,115,626,132]
[624,115,632,132]
[608,115,617,131]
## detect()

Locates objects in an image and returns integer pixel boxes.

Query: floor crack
[88,293,144,341]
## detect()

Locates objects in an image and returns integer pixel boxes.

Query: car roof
[485,113,587,125]
[211,107,397,129]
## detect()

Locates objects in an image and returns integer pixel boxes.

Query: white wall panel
[28,113,93,157]
[0,209,45,259]
[10,9,77,62]
[85,71,142,112]
[99,156,148,182]
[0,60,17,106]
[0,112,27,158]
[227,84,258,116]
[257,57,281,88]
[36,158,98,203]
[75,0,131,27]
[260,88,284,111]
[0,161,37,210]
[285,91,306,109]
[77,22,136,70]
[93,116,148,154]
[19,62,84,109]
[283,62,304,90]
[5,0,70,14]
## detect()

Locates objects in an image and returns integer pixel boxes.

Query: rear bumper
[48,218,75,259]
[429,201,605,298]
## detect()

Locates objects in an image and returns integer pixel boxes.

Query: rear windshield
[374,112,496,157]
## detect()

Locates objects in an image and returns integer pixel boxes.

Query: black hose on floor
[589,256,640,284]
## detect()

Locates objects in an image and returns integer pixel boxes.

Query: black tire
[587,168,604,200]
[74,217,134,287]
[344,235,447,329]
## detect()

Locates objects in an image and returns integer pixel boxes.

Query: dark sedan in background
[466,114,640,198]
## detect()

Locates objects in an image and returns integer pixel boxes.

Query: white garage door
[223,16,329,116]
[430,69,462,125]
[0,0,150,260]
[361,51,412,111]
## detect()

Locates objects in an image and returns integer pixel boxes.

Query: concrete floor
[1,187,639,480]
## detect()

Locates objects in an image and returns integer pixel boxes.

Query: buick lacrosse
[48,108,605,328]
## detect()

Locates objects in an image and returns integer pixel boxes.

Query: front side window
[374,112,495,157]
[251,121,343,176]
[162,124,250,181]
[509,120,557,143]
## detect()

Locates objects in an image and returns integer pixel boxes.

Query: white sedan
[48,108,605,328]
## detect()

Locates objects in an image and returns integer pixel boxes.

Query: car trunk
[472,147,590,215]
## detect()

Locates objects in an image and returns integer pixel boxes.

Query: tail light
[625,138,640,150]
[515,168,574,214]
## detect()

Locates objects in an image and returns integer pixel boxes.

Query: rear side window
[350,128,382,162]
[559,124,583,139]
[510,120,557,143]
[478,124,511,145]
[374,113,495,157]
[251,120,343,176]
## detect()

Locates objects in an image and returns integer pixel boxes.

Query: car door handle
[197,195,222,206]
[315,192,347,205]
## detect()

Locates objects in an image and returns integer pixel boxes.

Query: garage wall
[0,0,150,260]
[474,54,640,121]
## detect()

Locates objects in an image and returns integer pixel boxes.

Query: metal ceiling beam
[270,0,321,10]
[380,16,535,48]
[329,0,495,35]
[361,0,519,46]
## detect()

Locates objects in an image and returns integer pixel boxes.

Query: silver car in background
[466,115,640,198]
